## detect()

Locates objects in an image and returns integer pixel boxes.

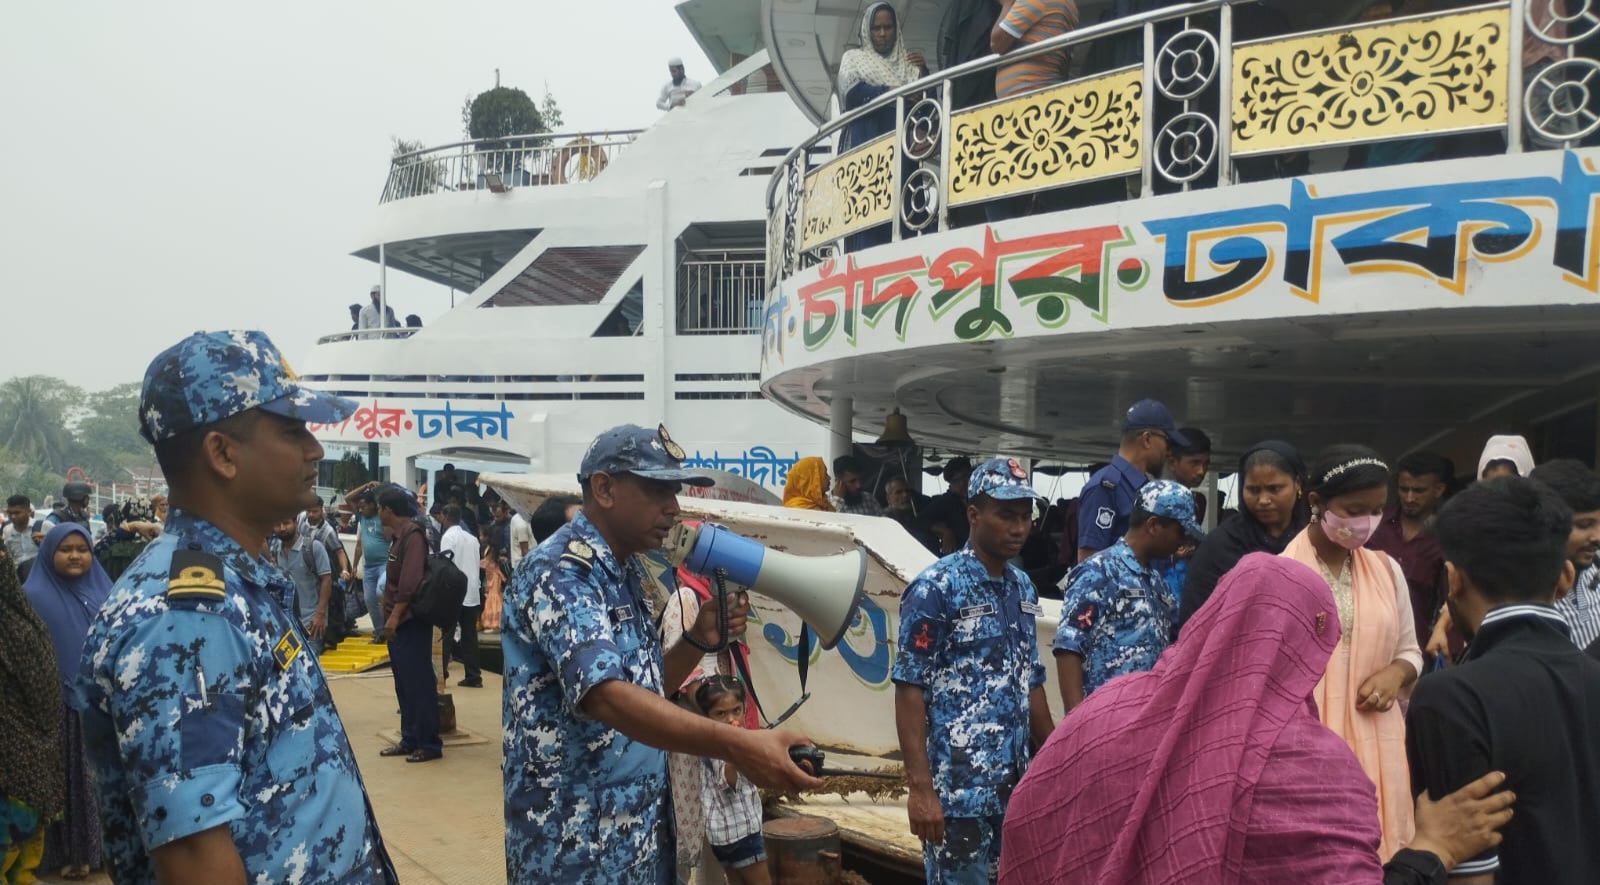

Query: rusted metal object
[764,815,842,885]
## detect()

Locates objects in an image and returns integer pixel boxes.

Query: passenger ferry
[329,0,1600,875]
[294,6,836,493]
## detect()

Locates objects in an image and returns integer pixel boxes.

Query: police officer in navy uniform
[501,423,821,885]
[77,330,397,885]
[1073,399,1190,565]
[894,458,1054,885]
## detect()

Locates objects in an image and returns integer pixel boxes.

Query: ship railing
[679,251,767,334]
[765,0,1597,277]
[316,328,422,345]
[381,129,644,202]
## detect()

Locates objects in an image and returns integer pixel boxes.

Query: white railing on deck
[381,130,643,202]
[679,253,766,334]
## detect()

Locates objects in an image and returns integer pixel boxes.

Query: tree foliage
[0,376,83,473]
[331,451,368,492]
[465,86,545,142]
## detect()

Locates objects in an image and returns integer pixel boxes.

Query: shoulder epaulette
[1100,479,1117,490]
[166,549,227,603]
[558,539,595,571]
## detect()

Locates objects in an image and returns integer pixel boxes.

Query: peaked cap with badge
[139,329,357,444]
[577,423,714,487]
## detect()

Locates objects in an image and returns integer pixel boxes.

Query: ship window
[481,245,645,308]
[595,279,645,337]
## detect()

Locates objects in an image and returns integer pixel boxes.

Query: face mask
[1319,510,1381,550]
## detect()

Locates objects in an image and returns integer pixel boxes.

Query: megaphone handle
[681,567,732,654]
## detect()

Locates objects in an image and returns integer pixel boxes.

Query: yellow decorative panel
[948,69,1144,208]
[1232,8,1510,156]
[799,136,895,251]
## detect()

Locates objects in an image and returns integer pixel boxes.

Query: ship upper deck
[759,0,1600,467]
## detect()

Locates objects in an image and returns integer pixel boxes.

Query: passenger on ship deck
[781,456,834,511]
[500,423,819,885]
[358,285,397,333]
[894,458,1053,885]
[1527,460,1600,650]
[999,554,1516,885]
[78,330,398,885]
[1074,399,1188,565]
[829,455,885,516]
[1054,480,1196,712]
[1367,452,1452,664]
[656,57,702,111]
[1281,445,1422,860]
[838,2,929,251]
[1426,435,1538,657]
[916,456,975,554]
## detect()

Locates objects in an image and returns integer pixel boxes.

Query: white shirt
[441,524,482,608]
[656,77,702,111]
[357,302,396,330]
[509,513,534,569]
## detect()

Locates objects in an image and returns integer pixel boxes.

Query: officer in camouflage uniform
[501,423,820,885]
[894,458,1054,885]
[77,330,396,885]
[1053,479,1203,712]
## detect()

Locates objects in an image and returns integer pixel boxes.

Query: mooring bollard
[763,815,841,885]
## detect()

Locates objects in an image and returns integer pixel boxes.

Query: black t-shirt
[1406,605,1600,884]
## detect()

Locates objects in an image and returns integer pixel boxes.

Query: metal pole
[378,242,388,332]
[1217,2,1234,185]
[892,94,905,243]
[829,395,854,465]
[938,81,953,233]
[1508,0,1526,153]
[1141,21,1157,197]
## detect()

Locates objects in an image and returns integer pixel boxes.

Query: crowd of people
[3,326,1596,885]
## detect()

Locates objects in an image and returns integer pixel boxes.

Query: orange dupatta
[1282,529,1415,861]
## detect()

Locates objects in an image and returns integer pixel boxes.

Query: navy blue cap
[139,330,357,444]
[967,458,1044,502]
[1122,399,1190,449]
[578,424,714,486]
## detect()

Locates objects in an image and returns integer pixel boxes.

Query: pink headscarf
[999,554,1384,885]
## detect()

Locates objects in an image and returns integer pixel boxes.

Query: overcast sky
[0,1,708,392]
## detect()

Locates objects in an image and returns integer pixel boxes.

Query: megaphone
[667,522,868,650]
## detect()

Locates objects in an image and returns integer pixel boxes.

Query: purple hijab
[1000,554,1384,885]
[23,523,114,701]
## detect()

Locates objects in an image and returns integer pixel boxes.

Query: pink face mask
[1320,510,1381,550]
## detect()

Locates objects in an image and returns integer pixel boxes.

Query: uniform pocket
[179,692,245,769]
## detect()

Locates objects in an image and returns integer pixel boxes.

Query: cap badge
[279,353,299,382]
[658,424,685,461]
[1007,459,1026,479]
[567,540,593,561]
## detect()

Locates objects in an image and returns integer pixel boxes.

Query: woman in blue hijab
[22,523,109,880]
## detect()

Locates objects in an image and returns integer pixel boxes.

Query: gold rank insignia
[658,424,686,460]
[560,540,595,569]
[273,629,303,670]
[166,550,226,602]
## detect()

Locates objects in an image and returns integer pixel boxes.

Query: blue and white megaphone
[666,522,868,650]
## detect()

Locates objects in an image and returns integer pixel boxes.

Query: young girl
[695,677,770,885]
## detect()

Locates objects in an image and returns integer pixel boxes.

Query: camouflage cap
[578,423,714,486]
[139,330,357,444]
[967,457,1043,502]
[1138,479,1206,539]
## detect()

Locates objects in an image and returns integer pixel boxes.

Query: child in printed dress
[695,676,771,885]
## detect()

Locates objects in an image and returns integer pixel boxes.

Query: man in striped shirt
[1529,460,1600,649]
[990,0,1078,98]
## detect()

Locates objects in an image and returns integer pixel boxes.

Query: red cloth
[675,560,759,731]
[999,553,1384,885]
[382,520,425,623]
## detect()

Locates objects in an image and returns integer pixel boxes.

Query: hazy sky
[0,1,708,392]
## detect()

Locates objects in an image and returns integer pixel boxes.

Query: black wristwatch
[1384,848,1448,885]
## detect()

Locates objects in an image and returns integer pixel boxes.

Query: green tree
[331,451,368,493]
[0,451,64,504]
[540,84,564,130]
[388,136,445,198]
[463,85,551,176]
[0,376,83,473]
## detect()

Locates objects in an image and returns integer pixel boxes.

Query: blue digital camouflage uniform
[1055,480,1204,695]
[501,423,712,885]
[893,458,1047,885]
[77,511,395,885]
[75,328,384,885]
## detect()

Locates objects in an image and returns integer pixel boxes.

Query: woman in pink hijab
[998,553,1511,885]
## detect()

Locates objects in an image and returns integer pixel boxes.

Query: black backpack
[410,547,468,630]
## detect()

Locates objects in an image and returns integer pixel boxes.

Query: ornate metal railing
[381,130,643,202]
[766,0,1599,277]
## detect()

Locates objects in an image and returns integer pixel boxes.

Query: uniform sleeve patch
[167,549,227,602]
[1095,507,1116,530]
